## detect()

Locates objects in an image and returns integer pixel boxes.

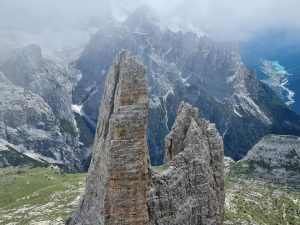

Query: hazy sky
[0,0,300,41]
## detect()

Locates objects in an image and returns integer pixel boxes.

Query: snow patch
[149,97,161,108]
[233,107,243,117]
[226,72,237,83]
[148,52,163,64]
[71,104,83,115]
[180,74,192,83]
[24,151,62,164]
[237,94,271,124]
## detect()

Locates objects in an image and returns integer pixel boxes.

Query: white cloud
[111,0,300,40]
[0,0,300,40]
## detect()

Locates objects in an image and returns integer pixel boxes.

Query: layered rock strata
[69,52,224,225]
[241,134,300,189]
[0,75,82,170]
[69,50,150,225]
[148,102,225,225]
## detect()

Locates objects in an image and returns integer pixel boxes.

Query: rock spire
[68,50,150,225]
[68,52,224,225]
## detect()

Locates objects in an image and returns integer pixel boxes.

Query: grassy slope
[225,162,300,225]
[0,165,299,225]
[0,166,86,225]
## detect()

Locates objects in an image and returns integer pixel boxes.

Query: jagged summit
[68,52,224,224]
[73,11,300,164]
[124,5,166,32]
[164,102,198,162]
[149,102,225,225]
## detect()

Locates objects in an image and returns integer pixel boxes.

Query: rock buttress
[148,102,225,225]
[68,50,150,225]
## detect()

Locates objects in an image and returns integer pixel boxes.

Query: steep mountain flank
[148,102,224,225]
[72,6,300,164]
[0,45,89,171]
[0,139,41,167]
[0,44,78,120]
[0,73,83,171]
[240,134,300,189]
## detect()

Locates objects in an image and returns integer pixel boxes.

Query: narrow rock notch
[69,50,150,225]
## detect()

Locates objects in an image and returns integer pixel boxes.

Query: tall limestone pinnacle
[68,50,150,225]
[68,51,224,225]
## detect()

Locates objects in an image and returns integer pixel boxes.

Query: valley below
[260,60,295,106]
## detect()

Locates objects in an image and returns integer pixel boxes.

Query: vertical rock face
[69,50,150,225]
[148,102,225,225]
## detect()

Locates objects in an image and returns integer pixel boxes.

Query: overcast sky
[0,0,300,41]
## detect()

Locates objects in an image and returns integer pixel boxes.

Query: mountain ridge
[72,6,300,164]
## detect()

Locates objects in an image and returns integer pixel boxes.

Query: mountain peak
[124,5,166,32]
[21,44,43,60]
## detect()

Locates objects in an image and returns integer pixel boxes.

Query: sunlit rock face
[68,50,150,225]
[148,102,225,225]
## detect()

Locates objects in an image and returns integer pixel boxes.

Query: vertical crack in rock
[148,102,225,225]
[68,50,150,225]
[68,52,224,225]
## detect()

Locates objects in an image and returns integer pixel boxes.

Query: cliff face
[0,74,83,170]
[69,51,224,225]
[0,45,77,120]
[148,102,224,225]
[69,50,150,225]
[0,45,85,172]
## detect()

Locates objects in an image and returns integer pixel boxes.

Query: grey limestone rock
[69,52,224,225]
[1,44,77,120]
[73,6,300,164]
[244,134,300,169]
[69,50,150,225]
[0,45,86,171]
[148,102,225,225]
[241,134,300,189]
[0,79,83,171]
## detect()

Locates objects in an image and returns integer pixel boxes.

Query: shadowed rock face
[148,102,224,225]
[69,50,150,225]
